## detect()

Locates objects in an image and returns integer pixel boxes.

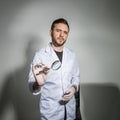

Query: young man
[28,18,80,120]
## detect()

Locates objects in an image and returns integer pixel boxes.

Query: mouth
[58,37,64,41]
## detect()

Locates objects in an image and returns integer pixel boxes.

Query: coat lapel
[45,43,59,63]
[61,47,69,73]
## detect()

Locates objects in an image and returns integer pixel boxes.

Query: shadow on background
[0,37,43,120]
[81,83,120,120]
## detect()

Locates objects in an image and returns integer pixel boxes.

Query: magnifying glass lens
[51,60,61,70]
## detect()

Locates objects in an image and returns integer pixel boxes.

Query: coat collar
[45,43,59,62]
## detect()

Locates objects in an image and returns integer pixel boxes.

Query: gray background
[0,0,120,120]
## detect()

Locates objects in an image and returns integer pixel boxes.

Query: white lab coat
[28,43,80,120]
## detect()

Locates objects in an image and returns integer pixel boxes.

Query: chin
[52,39,66,47]
[58,40,66,45]
[58,43,65,47]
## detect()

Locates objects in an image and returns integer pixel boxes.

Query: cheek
[64,35,68,39]
[53,32,59,38]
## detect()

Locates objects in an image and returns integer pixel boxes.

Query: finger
[36,67,50,75]
[36,64,43,68]
[43,67,50,74]
[63,91,73,100]
[64,91,71,95]
[38,63,45,67]
[63,94,72,99]
[62,96,71,101]
[42,73,47,80]
[36,70,45,76]
[63,92,72,98]
[33,63,44,69]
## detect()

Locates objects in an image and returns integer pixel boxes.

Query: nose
[60,31,64,37]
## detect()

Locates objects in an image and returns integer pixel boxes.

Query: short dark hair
[51,18,70,31]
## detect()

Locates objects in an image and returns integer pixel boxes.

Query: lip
[58,37,64,41]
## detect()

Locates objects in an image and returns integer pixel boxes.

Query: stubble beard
[52,39,66,47]
[51,35,66,47]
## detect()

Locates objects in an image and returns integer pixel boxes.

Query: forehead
[54,23,69,31]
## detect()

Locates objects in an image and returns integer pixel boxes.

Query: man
[28,18,80,120]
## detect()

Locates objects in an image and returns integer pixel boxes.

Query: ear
[49,30,52,36]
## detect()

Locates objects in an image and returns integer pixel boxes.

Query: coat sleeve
[71,54,80,92]
[28,51,42,95]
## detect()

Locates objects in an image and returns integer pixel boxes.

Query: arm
[28,52,49,95]
[71,54,80,91]
[28,63,41,95]
[28,63,50,95]
[63,54,80,101]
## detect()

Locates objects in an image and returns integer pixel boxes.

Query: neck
[51,43,63,52]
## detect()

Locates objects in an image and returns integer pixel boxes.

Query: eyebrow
[54,28,69,34]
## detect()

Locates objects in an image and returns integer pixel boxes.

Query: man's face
[50,23,69,47]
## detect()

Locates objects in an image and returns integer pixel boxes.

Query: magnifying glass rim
[51,60,61,70]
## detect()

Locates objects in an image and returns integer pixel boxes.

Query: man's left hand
[62,86,76,101]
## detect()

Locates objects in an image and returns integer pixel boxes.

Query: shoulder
[32,47,46,62]
[64,47,76,57]
[35,47,46,56]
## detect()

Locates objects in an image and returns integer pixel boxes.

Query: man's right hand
[32,63,50,86]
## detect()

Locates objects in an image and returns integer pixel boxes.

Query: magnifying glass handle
[43,67,50,73]
[36,67,50,76]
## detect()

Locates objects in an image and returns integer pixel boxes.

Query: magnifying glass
[36,60,61,75]
[51,60,61,70]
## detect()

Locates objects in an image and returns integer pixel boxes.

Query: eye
[56,29,61,32]
[54,29,61,32]
[64,31,68,35]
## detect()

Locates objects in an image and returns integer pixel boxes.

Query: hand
[62,86,76,101]
[32,63,50,86]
